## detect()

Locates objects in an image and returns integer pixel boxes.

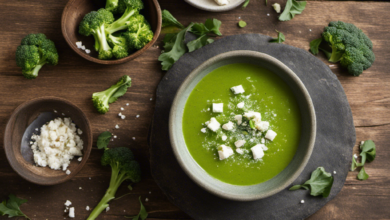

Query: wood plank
[0,0,389,219]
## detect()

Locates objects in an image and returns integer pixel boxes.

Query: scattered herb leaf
[351,156,358,171]
[360,140,376,165]
[279,0,307,21]
[289,167,334,197]
[265,0,268,6]
[126,197,148,220]
[249,120,255,129]
[357,167,369,180]
[204,19,222,36]
[242,0,250,9]
[97,131,112,150]
[310,38,322,55]
[238,20,247,28]
[270,30,285,43]
[187,35,213,52]
[0,195,30,219]
[161,10,184,30]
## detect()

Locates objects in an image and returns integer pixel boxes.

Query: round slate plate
[149,34,355,220]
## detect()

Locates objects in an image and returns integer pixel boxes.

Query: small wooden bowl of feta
[4,97,93,185]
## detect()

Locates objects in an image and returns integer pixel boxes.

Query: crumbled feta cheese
[35,128,39,131]
[79,187,82,190]
[234,115,242,125]
[132,137,136,140]
[231,85,245,94]
[255,121,269,132]
[265,130,277,141]
[54,109,58,113]
[301,200,305,204]
[251,144,265,159]
[85,49,91,54]
[236,148,244,154]
[222,121,234,131]
[78,157,82,162]
[272,3,281,13]
[121,115,126,119]
[201,128,207,133]
[76,41,82,48]
[136,115,140,118]
[145,198,149,202]
[86,206,90,211]
[235,140,246,148]
[214,0,229,6]
[206,117,220,132]
[149,191,152,194]
[114,135,117,139]
[222,135,227,141]
[126,103,129,106]
[259,144,268,151]
[360,141,364,145]
[218,145,234,160]
[119,112,122,116]
[354,154,358,159]
[106,207,110,212]
[333,171,337,174]
[81,45,86,50]
[244,111,261,122]
[237,102,245,109]
[267,13,270,16]
[69,207,75,218]
[261,138,265,144]
[212,103,223,113]
[30,117,83,171]
[115,125,120,129]
[66,169,71,175]
[77,129,83,135]
[64,200,72,206]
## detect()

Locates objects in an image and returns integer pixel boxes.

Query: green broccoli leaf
[0,195,29,219]
[279,0,307,21]
[242,0,250,9]
[357,166,369,180]
[360,140,376,165]
[158,24,193,71]
[97,131,112,150]
[125,197,148,220]
[187,35,213,52]
[269,30,285,43]
[289,167,333,197]
[310,38,322,55]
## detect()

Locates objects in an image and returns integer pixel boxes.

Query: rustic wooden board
[0,0,389,219]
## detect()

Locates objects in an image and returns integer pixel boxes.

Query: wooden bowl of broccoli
[61,0,161,64]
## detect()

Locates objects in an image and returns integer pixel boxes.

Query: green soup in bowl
[169,50,316,201]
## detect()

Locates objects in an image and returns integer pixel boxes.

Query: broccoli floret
[321,21,375,76]
[123,21,153,50]
[15,33,58,79]
[105,0,144,35]
[108,34,129,59]
[79,9,115,60]
[92,75,131,114]
[87,147,141,220]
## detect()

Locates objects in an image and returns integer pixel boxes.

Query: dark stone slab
[149,34,355,220]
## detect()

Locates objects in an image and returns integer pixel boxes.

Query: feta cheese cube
[206,117,220,132]
[69,207,75,218]
[265,130,277,141]
[218,145,234,160]
[222,135,227,141]
[251,144,265,160]
[261,138,265,144]
[75,41,82,48]
[85,49,91,54]
[234,140,246,148]
[212,103,223,113]
[214,0,229,6]
[231,85,245,94]
[234,115,242,125]
[255,121,269,132]
[244,111,261,121]
[236,148,244,154]
[237,102,245,109]
[201,128,207,133]
[64,200,72,206]
[258,144,268,151]
[222,121,234,131]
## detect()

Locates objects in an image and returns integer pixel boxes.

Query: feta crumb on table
[132,137,136,140]
[251,144,265,159]
[218,145,234,160]
[265,130,277,141]
[75,41,82,48]
[136,115,140,118]
[235,140,246,148]
[106,207,110,212]
[78,157,82,162]
[333,171,337,174]
[231,85,245,94]
[300,200,305,204]
[214,0,229,6]
[222,121,234,131]
[237,102,245,109]
[121,115,126,119]
[85,49,91,54]
[121,107,124,111]
[212,103,223,113]
[206,117,220,132]
[115,124,120,129]
[69,207,75,218]
[64,200,72,206]
[126,103,129,106]
[66,169,71,175]
[86,206,90,211]
[145,198,149,202]
[234,115,242,125]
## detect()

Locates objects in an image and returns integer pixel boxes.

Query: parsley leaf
[360,140,376,164]
[269,30,285,43]
[279,0,307,21]
[242,0,250,9]
[187,35,214,52]
[204,19,222,36]
[97,131,112,150]
[126,197,148,220]
[238,20,247,28]
[289,167,334,197]
[161,10,184,34]
[310,38,322,55]
[0,195,30,219]
[249,120,256,129]
[357,166,369,180]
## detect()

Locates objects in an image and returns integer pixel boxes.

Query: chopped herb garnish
[238,20,247,28]
[0,195,30,219]
[289,167,334,197]
[351,140,376,180]
[242,0,250,9]
[270,30,285,43]
[279,0,307,21]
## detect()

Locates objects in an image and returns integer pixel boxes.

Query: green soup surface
[182,63,301,185]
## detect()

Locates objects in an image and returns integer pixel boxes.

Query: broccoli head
[105,0,144,35]
[123,21,153,50]
[322,21,375,76]
[92,75,132,114]
[108,34,129,59]
[15,33,58,79]
[87,147,141,220]
[79,9,114,60]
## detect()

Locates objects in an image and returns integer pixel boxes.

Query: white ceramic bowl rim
[184,0,245,12]
[169,50,316,201]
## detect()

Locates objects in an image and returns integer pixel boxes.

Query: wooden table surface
[1,0,389,219]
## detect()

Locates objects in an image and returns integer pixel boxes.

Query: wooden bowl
[4,97,93,185]
[61,0,161,65]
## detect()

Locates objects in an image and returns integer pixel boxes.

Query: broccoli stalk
[87,147,141,220]
[92,75,131,114]
[105,0,144,35]
[108,34,129,59]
